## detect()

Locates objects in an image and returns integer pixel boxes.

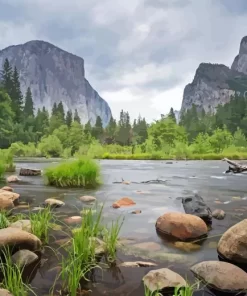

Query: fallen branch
[113,178,167,184]
[223,158,247,174]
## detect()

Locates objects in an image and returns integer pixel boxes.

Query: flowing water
[8,159,247,295]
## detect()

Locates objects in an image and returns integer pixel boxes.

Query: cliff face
[0,40,112,126]
[180,37,247,114]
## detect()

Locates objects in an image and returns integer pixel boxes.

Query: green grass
[44,157,101,188]
[29,206,53,244]
[0,248,36,296]
[173,282,200,296]
[0,211,9,229]
[144,284,162,296]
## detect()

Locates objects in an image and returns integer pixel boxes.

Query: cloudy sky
[1,0,247,122]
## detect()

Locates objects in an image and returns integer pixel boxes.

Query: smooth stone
[133,242,161,251]
[7,175,21,183]
[0,228,41,251]
[156,212,208,241]
[79,195,96,202]
[44,198,65,208]
[0,190,20,209]
[212,209,225,220]
[217,219,247,263]
[1,186,13,192]
[119,261,157,267]
[131,210,142,214]
[173,242,201,252]
[182,194,212,224]
[122,181,131,185]
[9,220,32,233]
[0,289,13,296]
[64,216,82,224]
[112,197,136,208]
[12,249,38,267]
[143,268,186,292]
[190,261,247,293]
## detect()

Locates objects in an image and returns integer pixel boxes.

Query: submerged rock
[156,212,208,241]
[143,268,186,292]
[9,220,32,233]
[79,195,96,202]
[173,242,201,252]
[12,249,38,267]
[132,242,161,251]
[0,289,13,296]
[44,198,65,208]
[64,216,82,224]
[19,168,41,176]
[1,186,13,192]
[190,261,247,293]
[7,175,21,183]
[112,197,136,208]
[217,219,247,263]
[212,209,225,220]
[119,261,157,267]
[0,190,20,209]
[0,228,41,251]
[89,237,106,256]
[182,194,212,224]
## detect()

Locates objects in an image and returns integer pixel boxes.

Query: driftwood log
[223,158,247,174]
[19,168,42,176]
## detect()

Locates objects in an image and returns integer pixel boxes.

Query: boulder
[212,209,225,220]
[190,261,247,293]
[7,175,21,183]
[79,195,96,202]
[0,190,20,209]
[119,261,157,267]
[112,197,136,208]
[44,198,65,208]
[217,219,247,263]
[19,168,41,176]
[1,186,13,192]
[12,249,38,267]
[0,289,13,296]
[143,268,186,292]
[156,212,208,241]
[0,228,41,251]
[182,194,212,224]
[9,220,32,233]
[64,216,82,224]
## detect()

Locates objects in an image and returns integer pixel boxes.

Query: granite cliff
[180,36,247,114]
[0,40,112,126]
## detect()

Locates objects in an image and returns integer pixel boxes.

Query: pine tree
[92,116,103,140]
[84,120,92,135]
[168,107,176,122]
[1,59,13,95]
[74,109,81,124]
[65,110,73,127]
[11,66,23,122]
[52,103,58,116]
[24,87,34,117]
[57,101,65,122]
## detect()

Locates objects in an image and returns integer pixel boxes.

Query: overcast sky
[1,0,247,122]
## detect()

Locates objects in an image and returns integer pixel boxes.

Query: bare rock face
[0,40,112,126]
[180,36,247,116]
[190,261,247,293]
[217,219,247,263]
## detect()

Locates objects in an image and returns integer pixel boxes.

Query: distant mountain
[180,37,247,114]
[0,40,112,126]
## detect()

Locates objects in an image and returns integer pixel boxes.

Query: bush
[44,157,101,188]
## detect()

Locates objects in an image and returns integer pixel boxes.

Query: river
[8,159,247,295]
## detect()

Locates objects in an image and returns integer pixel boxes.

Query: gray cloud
[0,0,247,121]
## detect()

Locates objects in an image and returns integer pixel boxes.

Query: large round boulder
[0,190,20,209]
[190,261,247,293]
[155,212,208,241]
[0,228,41,251]
[143,268,186,293]
[217,219,247,263]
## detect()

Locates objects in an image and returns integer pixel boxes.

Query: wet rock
[156,212,208,241]
[212,209,225,220]
[122,180,131,185]
[44,198,65,208]
[166,162,173,164]
[112,197,136,208]
[217,219,247,263]
[0,228,41,251]
[131,210,142,214]
[173,242,200,252]
[0,190,20,209]
[119,261,157,267]
[182,194,212,224]
[64,216,82,224]
[0,289,13,296]
[89,237,106,256]
[143,268,186,292]
[19,168,41,176]
[214,200,223,204]
[133,242,161,251]
[190,261,247,293]
[7,175,21,183]
[207,241,218,249]
[12,249,38,267]
[79,195,96,202]
[1,186,13,192]
[9,220,32,233]
[232,196,242,200]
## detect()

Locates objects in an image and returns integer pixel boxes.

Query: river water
[9,159,247,295]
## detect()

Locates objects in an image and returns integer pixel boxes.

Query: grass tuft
[44,157,101,188]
